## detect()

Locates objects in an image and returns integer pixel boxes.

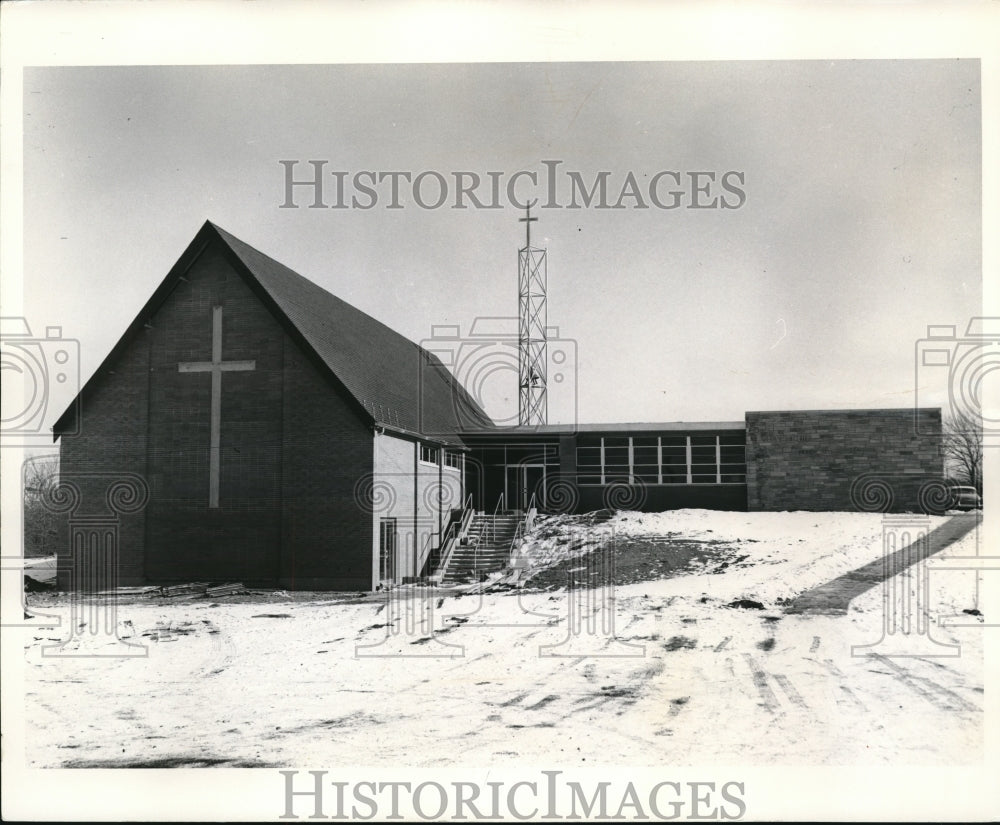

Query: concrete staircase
[441,512,522,584]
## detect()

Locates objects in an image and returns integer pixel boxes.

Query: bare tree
[22,453,60,558]
[942,411,983,494]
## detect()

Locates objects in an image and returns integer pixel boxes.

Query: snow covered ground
[21,510,986,768]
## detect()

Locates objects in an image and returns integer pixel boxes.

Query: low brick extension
[746,408,944,512]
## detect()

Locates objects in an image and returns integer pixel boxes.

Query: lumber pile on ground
[144,582,246,598]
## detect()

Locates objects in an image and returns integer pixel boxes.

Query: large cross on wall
[178,306,255,508]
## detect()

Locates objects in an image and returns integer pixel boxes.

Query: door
[504,464,546,511]
[379,518,398,583]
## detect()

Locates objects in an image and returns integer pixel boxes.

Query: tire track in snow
[742,654,780,713]
[772,673,809,709]
[869,654,979,713]
[819,659,868,711]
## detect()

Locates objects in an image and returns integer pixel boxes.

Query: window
[444,451,462,470]
[575,443,601,485]
[576,433,747,486]
[603,437,630,485]
[690,435,717,484]
[419,444,439,465]
[632,437,659,485]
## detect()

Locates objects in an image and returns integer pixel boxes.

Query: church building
[52,222,944,591]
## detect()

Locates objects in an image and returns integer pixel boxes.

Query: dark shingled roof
[54,221,495,445]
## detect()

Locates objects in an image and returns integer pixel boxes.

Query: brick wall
[143,241,283,583]
[279,337,373,591]
[56,334,150,588]
[745,409,943,512]
[59,235,375,590]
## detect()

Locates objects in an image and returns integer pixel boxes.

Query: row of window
[576,434,747,485]
[419,444,463,469]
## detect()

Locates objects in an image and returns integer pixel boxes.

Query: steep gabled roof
[53,221,495,445]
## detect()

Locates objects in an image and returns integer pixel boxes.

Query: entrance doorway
[379,517,398,582]
[505,464,546,511]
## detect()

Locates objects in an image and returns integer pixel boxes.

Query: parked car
[950,485,982,511]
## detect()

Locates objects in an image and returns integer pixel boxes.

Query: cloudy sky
[23,60,981,427]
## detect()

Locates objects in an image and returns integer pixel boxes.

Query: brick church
[53,221,945,591]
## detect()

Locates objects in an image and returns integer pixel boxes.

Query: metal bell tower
[518,205,547,426]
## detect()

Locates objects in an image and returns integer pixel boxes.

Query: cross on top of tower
[519,202,538,249]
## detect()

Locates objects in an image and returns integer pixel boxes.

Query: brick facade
[277,335,373,591]
[58,235,375,590]
[55,333,151,586]
[745,409,944,512]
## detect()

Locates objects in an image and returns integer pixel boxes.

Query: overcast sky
[23,60,981,428]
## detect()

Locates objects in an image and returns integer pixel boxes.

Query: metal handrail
[414,531,434,581]
[450,493,475,547]
[491,493,504,543]
[471,493,505,577]
[507,519,525,567]
[435,496,476,579]
[435,522,459,575]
